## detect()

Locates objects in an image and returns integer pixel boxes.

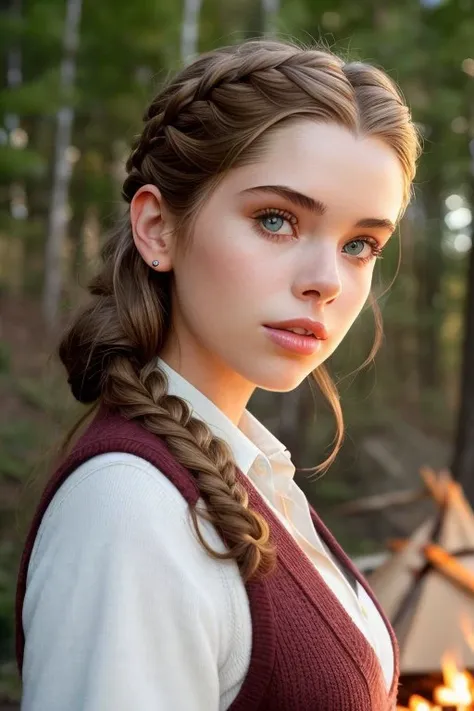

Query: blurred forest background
[1,0,474,703]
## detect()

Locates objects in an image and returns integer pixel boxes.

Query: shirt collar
[156,357,292,477]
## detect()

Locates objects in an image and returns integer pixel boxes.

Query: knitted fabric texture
[16,404,400,710]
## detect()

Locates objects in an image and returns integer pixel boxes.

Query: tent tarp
[368,478,474,675]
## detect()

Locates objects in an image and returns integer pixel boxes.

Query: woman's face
[162,120,405,399]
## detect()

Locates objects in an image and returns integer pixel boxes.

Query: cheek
[191,223,273,297]
[340,264,374,321]
[324,267,374,357]
[178,225,270,316]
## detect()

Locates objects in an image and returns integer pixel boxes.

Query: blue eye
[344,240,365,256]
[253,208,297,241]
[262,215,285,232]
[343,237,384,264]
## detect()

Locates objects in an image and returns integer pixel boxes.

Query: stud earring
[152,260,160,268]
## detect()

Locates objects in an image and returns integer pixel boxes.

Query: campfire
[397,649,474,709]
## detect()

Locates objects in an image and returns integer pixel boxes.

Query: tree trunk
[451,153,474,504]
[42,0,83,333]
[180,0,202,64]
[262,0,279,35]
[414,170,444,396]
[5,0,27,295]
[451,240,474,504]
[5,0,23,137]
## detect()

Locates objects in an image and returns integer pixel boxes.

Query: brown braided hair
[58,39,421,582]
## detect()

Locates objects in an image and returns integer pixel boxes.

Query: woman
[16,39,420,710]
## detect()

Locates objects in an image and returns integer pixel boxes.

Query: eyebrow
[240,184,396,234]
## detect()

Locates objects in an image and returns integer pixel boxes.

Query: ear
[130,184,175,272]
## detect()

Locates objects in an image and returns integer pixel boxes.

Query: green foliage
[0,543,22,701]
[0,544,16,661]
[0,419,39,480]
[0,70,66,117]
[13,371,71,421]
[0,343,11,375]
[0,146,45,182]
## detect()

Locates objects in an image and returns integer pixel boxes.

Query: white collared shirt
[21,357,393,711]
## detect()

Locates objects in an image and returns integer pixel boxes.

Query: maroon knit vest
[16,405,400,710]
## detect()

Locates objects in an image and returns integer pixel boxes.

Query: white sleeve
[21,454,227,711]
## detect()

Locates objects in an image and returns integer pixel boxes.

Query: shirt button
[360,604,368,620]
[255,459,268,475]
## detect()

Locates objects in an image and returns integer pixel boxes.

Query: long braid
[103,358,274,581]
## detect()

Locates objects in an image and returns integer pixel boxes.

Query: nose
[292,252,342,305]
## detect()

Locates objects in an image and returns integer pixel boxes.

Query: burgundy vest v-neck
[16,405,400,710]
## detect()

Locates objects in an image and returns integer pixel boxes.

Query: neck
[159,346,255,426]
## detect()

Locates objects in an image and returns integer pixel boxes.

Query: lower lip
[263,326,325,355]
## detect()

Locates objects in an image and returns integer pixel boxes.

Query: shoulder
[21,456,252,710]
[26,451,251,674]
[44,451,186,516]
[31,451,227,578]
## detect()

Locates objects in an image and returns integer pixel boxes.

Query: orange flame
[432,651,474,708]
[400,629,474,710]
[396,695,442,709]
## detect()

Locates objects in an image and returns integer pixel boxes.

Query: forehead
[226,120,405,224]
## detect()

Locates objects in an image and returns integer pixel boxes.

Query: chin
[244,357,321,393]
